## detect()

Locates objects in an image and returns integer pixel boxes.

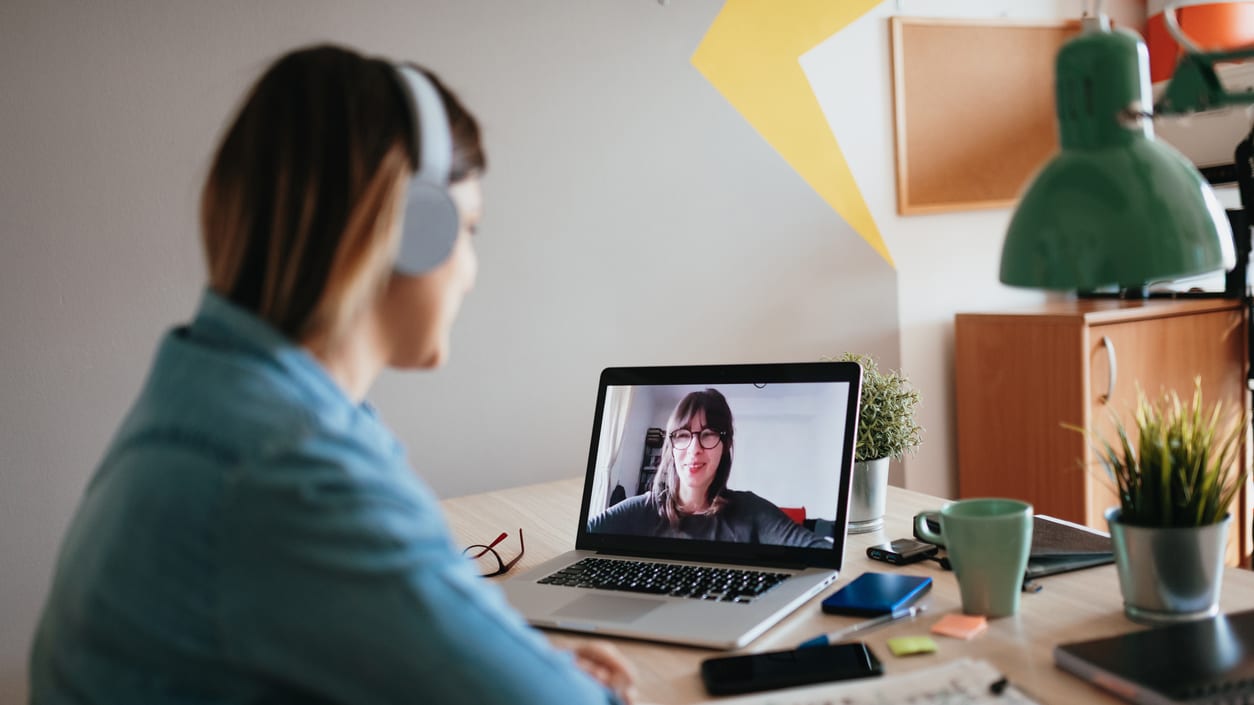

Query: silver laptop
[502,362,862,650]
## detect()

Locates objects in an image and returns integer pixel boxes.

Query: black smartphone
[867,537,939,565]
[700,642,883,695]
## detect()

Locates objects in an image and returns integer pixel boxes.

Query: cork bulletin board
[890,17,1080,215]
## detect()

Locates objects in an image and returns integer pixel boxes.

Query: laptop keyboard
[537,557,790,604]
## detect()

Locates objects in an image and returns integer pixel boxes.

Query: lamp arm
[1202,46,1254,63]
[1155,45,1254,114]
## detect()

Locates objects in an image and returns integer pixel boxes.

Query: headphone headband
[394,64,453,185]
[391,63,460,276]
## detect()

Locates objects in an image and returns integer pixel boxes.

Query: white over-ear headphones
[392,64,460,276]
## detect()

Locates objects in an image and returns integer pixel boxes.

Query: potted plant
[831,353,923,533]
[1084,379,1246,624]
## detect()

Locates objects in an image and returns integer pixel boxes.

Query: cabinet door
[955,315,1088,520]
[1087,308,1248,560]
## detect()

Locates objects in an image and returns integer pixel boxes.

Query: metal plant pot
[848,457,889,534]
[1106,508,1229,625]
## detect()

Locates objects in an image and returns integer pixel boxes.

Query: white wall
[807,0,1146,497]
[0,1,900,700]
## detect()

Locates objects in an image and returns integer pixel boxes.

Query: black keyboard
[537,557,790,604]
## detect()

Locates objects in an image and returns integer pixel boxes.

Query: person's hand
[572,640,637,704]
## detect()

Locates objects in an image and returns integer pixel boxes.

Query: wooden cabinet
[955,299,1251,565]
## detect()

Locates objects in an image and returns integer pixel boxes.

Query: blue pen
[798,605,927,649]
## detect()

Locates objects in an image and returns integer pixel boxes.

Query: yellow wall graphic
[692,0,892,266]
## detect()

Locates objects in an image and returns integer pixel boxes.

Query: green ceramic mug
[914,498,1033,617]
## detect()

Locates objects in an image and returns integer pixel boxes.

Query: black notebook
[1055,609,1254,704]
[1024,514,1114,579]
[914,513,1114,579]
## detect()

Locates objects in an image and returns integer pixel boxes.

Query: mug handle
[913,510,944,546]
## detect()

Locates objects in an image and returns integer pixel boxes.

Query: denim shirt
[30,290,617,705]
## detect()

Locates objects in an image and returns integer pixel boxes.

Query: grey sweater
[587,490,829,548]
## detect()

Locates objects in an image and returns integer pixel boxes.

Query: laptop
[501,362,862,650]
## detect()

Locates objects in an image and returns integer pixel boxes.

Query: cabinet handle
[1099,335,1117,404]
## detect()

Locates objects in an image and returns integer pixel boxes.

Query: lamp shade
[999,22,1233,291]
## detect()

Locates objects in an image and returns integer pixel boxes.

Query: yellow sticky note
[886,635,938,657]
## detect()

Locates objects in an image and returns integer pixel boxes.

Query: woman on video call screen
[586,387,834,548]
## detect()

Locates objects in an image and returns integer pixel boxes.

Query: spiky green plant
[1083,380,1245,528]
[829,353,922,462]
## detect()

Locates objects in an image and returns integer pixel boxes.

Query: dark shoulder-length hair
[652,388,735,527]
[200,44,486,346]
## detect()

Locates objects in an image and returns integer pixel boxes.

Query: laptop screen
[575,363,862,570]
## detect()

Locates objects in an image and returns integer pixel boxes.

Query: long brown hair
[200,44,485,344]
[652,389,735,527]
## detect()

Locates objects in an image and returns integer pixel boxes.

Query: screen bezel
[574,362,862,571]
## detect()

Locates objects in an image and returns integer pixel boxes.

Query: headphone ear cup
[394,181,459,276]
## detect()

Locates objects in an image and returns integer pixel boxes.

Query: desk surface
[442,478,1254,704]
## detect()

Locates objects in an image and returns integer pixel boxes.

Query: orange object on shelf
[1146,1,1254,83]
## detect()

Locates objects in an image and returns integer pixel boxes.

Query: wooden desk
[443,478,1254,704]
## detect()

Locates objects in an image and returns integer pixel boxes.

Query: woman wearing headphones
[29,45,635,704]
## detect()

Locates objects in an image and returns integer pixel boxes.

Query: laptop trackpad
[553,594,665,624]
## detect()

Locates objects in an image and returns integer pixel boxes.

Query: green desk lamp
[999,6,1238,295]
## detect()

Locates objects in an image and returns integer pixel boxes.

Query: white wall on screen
[603,391,656,504]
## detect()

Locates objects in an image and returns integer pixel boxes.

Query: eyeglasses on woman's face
[669,428,725,450]
[462,528,525,578]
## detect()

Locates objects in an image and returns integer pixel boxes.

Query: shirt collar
[186,289,359,415]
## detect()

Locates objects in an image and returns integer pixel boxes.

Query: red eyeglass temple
[468,531,509,559]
